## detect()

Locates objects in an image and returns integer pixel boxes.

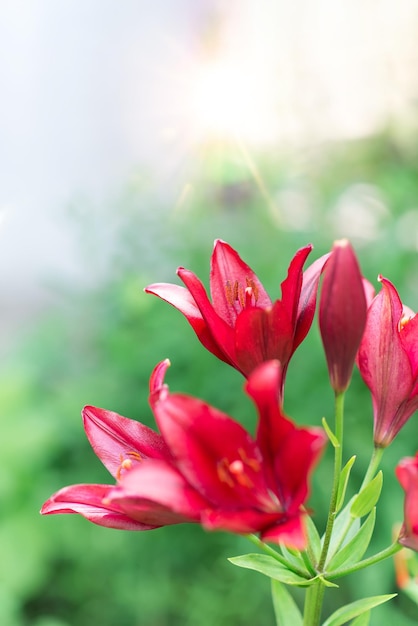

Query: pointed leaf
[228,554,312,586]
[327,509,376,571]
[350,472,383,518]
[280,544,308,574]
[321,594,396,626]
[350,611,370,626]
[271,580,302,626]
[305,515,322,564]
[325,497,360,561]
[322,417,340,448]
[336,456,356,512]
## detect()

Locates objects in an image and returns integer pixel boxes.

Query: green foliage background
[2,132,418,625]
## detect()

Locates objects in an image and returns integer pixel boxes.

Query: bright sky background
[1,0,418,346]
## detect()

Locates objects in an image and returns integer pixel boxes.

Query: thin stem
[328,542,403,580]
[360,445,385,491]
[318,391,345,572]
[303,581,325,626]
[246,534,309,578]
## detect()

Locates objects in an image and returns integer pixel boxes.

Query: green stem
[318,391,345,572]
[247,534,309,578]
[303,581,325,626]
[329,542,403,580]
[360,445,385,491]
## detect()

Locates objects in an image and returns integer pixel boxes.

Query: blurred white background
[1,0,418,346]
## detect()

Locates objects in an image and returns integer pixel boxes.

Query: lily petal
[144,282,229,362]
[107,460,209,524]
[210,239,271,325]
[320,240,367,393]
[41,483,152,530]
[234,303,293,379]
[82,405,170,479]
[358,277,414,445]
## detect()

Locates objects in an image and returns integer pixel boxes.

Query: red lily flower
[357,276,418,446]
[41,360,326,548]
[319,240,367,393]
[145,240,328,389]
[396,453,418,551]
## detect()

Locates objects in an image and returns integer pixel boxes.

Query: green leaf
[228,554,312,586]
[350,611,370,626]
[322,416,340,447]
[336,456,356,512]
[321,594,396,626]
[306,516,322,564]
[350,472,383,518]
[280,544,308,573]
[325,498,360,561]
[327,508,376,572]
[271,580,302,626]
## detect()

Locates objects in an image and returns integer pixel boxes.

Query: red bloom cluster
[42,360,326,548]
[42,238,418,552]
[146,240,328,395]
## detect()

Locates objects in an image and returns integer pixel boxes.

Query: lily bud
[319,239,367,394]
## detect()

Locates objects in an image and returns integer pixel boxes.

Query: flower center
[225,278,259,313]
[216,447,261,489]
[115,450,143,480]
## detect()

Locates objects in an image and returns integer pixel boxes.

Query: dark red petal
[82,405,170,479]
[107,460,209,524]
[41,483,153,530]
[294,251,330,351]
[178,267,237,365]
[246,361,326,510]
[246,360,292,467]
[280,244,312,327]
[201,508,285,535]
[357,277,413,445]
[260,514,307,550]
[152,392,271,509]
[145,282,229,363]
[210,240,271,325]
[234,303,293,377]
[273,427,326,513]
[320,240,367,392]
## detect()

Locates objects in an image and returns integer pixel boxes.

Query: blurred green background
[3,131,418,625]
[3,2,418,624]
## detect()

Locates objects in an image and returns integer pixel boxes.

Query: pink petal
[82,405,170,479]
[107,460,209,524]
[396,454,418,551]
[144,282,229,362]
[400,313,418,382]
[210,240,271,325]
[357,277,413,445]
[41,483,153,530]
